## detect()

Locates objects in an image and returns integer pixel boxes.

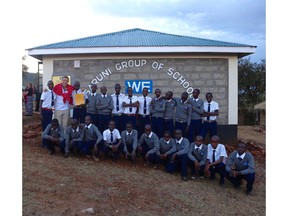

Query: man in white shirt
[40,80,55,131]
[102,120,123,162]
[111,83,125,133]
[201,92,219,140]
[137,87,152,136]
[204,135,227,186]
[122,87,139,129]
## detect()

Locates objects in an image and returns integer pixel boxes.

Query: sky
[21,0,266,72]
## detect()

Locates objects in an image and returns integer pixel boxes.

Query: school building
[27,28,256,144]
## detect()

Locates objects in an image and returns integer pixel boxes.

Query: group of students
[39,76,255,195]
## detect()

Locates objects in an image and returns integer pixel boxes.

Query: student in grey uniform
[42,118,65,155]
[150,88,165,138]
[225,142,255,195]
[166,129,190,181]
[138,124,160,166]
[205,135,227,186]
[96,86,113,133]
[82,115,103,158]
[111,83,125,133]
[121,122,138,162]
[138,87,152,137]
[157,131,176,168]
[163,91,176,136]
[86,84,98,127]
[72,81,88,124]
[102,120,123,162]
[64,119,84,158]
[174,92,192,138]
[188,135,207,179]
[188,89,204,142]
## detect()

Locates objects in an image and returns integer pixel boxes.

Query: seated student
[82,115,103,159]
[42,118,65,155]
[166,129,190,181]
[225,142,255,195]
[102,120,123,162]
[157,131,176,169]
[64,119,84,158]
[137,124,160,167]
[121,122,138,162]
[188,135,207,179]
[204,135,227,186]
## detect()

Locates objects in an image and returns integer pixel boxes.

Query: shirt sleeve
[240,153,255,175]
[176,139,190,156]
[187,143,196,161]
[132,130,138,151]
[42,124,52,139]
[147,135,160,155]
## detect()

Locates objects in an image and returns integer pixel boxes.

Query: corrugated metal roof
[28,28,255,50]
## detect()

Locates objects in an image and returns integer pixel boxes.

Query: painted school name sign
[90,59,194,94]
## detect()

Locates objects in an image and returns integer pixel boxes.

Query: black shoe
[245,189,252,195]
[64,153,69,158]
[182,176,188,181]
[49,151,55,155]
[219,182,225,187]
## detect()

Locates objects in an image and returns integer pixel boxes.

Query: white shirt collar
[164,139,171,144]
[236,152,246,159]
[195,144,203,150]
[166,99,172,102]
[101,94,106,98]
[146,132,153,138]
[126,130,132,135]
[72,126,79,133]
[91,92,96,96]
[176,137,183,143]
[193,98,199,102]
[86,124,92,129]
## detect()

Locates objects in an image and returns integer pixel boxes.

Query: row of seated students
[42,115,255,195]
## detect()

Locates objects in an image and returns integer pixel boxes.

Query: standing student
[53,75,74,130]
[121,122,138,162]
[102,120,123,162]
[137,124,160,167]
[166,129,190,181]
[137,87,152,136]
[157,131,176,169]
[40,80,55,131]
[225,142,255,195]
[86,84,98,127]
[163,91,176,135]
[201,92,219,140]
[150,88,165,138]
[96,86,113,133]
[204,135,227,186]
[24,83,34,116]
[188,89,204,142]
[122,87,139,129]
[72,81,87,124]
[187,135,207,179]
[111,83,125,133]
[82,115,103,159]
[174,92,192,138]
[42,118,65,155]
[64,119,84,158]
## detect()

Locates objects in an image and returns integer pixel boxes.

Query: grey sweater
[174,98,192,126]
[171,137,190,156]
[188,98,204,120]
[96,94,114,115]
[121,129,138,153]
[164,99,177,120]
[83,124,103,144]
[65,126,84,153]
[138,132,160,154]
[158,138,176,155]
[86,93,98,114]
[187,143,207,166]
[225,150,255,175]
[150,97,165,118]
[42,124,65,142]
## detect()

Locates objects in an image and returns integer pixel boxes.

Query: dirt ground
[23,112,266,216]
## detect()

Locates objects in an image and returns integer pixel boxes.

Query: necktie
[144,97,147,114]
[212,149,216,162]
[196,147,199,152]
[116,95,119,111]
[110,132,113,143]
[193,99,196,102]
[129,98,132,112]
[238,157,242,161]
[86,126,89,130]
[51,92,54,106]
[207,103,211,120]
